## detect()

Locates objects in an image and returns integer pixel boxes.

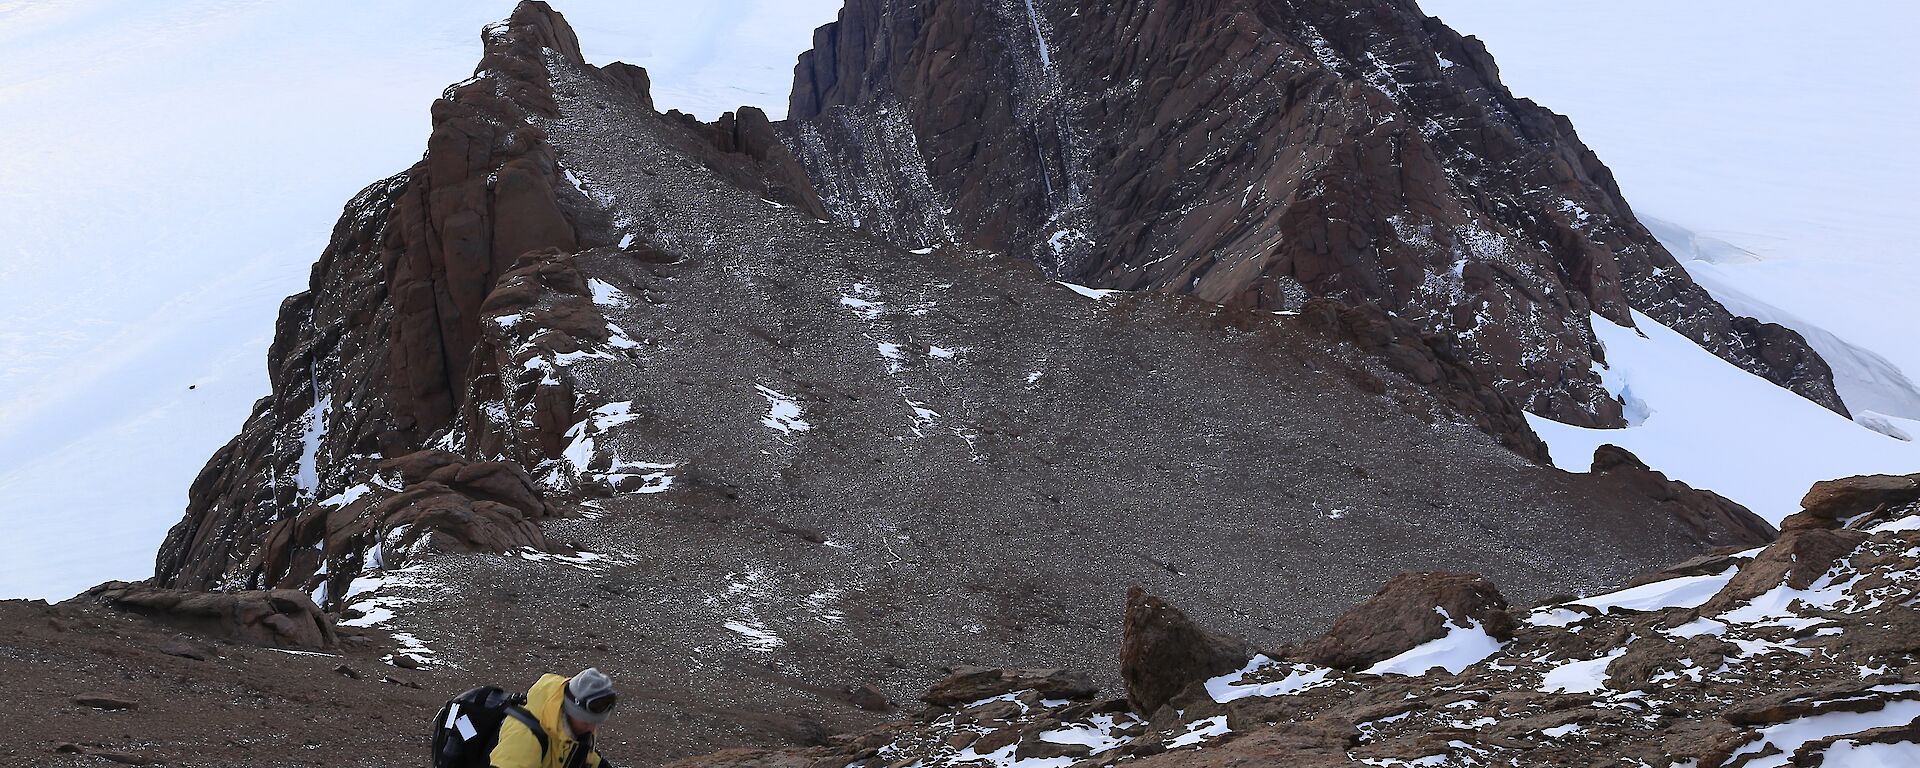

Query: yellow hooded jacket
[490,674,605,768]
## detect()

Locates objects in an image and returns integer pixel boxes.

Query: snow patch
[756,385,812,434]
[1057,281,1122,300]
[1364,608,1505,677]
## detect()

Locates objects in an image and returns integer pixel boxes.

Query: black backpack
[431,686,548,767]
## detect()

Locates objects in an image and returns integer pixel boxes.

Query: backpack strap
[504,705,550,758]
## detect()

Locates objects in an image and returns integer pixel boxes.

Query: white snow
[1038,714,1133,755]
[1726,700,1920,768]
[1525,311,1920,523]
[1166,716,1230,748]
[1820,740,1920,768]
[1057,281,1123,300]
[1020,0,1052,69]
[561,401,641,475]
[1538,647,1626,695]
[587,278,633,308]
[1571,568,1739,614]
[1668,618,1728,639]
[723,620,785,652]
[1364,608,1504,677]
[1541,723,1585,738]
[1678,253,1920,423]
[839,294,886,321]
[1207,656,1338,703]
[293,393,332,496]
[756,385,812,434]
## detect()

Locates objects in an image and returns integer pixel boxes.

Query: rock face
[1119,588,1254,715]
[1297,571,1514,669]
[155,2,610,596]
[82,582,337,651]
[1590,444,1777,547]
[784,0,1845,429]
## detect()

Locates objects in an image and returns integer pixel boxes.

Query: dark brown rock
[81,583,338,651]
[922,666,1097,708]
[154,639,213,661]
[664,106,828,219]
[847,684,890,712]
[1298,572,1514,670]
[971,727,1021,755]
[153,1,596,594]
[1119,588,1254,715]
[1015,737,1091,761]
[1592,444,1778,547]
[1296,299,1550,464]
[787,0,1846,439]
[1127,719,1356,767]
[1795,473,1920,529]
[72,694,137,711]
[1703,526,1869,614]
[1724,684,1920,727]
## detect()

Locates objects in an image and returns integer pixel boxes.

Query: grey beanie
[563,667,617,725]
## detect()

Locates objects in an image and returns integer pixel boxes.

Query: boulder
[847,684,891,712]
[1793,473,1920,530]
[81,582,338,651]
[1298,572,1514,670]
[1119,588,1254,715]
[71,695,137,711]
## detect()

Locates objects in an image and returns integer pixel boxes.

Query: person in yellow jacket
[491,668,618,768]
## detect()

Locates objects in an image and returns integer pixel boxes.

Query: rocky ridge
[783,0,1845,428]
[668,472,1920,767]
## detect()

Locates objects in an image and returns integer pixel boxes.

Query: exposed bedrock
[155,2,610,593]
[784,0,1846,430]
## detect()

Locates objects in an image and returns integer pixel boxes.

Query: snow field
[1525,312,1920,524]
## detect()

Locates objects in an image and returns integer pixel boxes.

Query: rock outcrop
[1702,472,1919,613]
[1119,588,1254,715]
[1297,571,1514,669]
[1591,444,1777,547]
[784,0,1846,432]
[82,582,338,651]
[921,666,1098,708]
[155,2,611,594]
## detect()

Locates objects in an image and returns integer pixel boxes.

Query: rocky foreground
[667,473,1920,768]
[2,475,1910,767]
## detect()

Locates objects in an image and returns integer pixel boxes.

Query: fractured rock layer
[785,0,1845,428]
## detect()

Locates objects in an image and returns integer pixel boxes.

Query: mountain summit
[784,0,1844,428]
